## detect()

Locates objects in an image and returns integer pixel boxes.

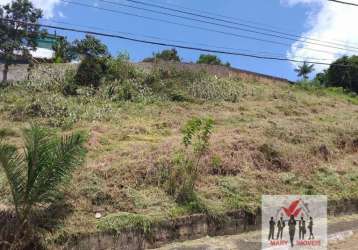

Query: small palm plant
[0,125,85,249]
[295,61,315,80]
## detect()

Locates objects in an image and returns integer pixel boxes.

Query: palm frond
[0,141,26,214]
[26,132,85,205]
[1,124,86,226]
[23,126,57,205]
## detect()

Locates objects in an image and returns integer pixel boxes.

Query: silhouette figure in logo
[308,217,315,239]
[276,216,285,240]
[299,216,306,240]
[288,215,296,247]
[268,217,276,240]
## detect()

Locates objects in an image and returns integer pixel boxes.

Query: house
[30,33,64,61]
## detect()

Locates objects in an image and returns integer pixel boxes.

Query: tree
[0,0,44,83]
[73,35,109,87]
[0,125,85,249]
[52,37,76,63]
[314,69,328,85]
[325,55,358,93]
[143,48,181,62]
[73,34,109,59]
[196,54,222,65]
[75,57,107,87]
[295,61,315,80]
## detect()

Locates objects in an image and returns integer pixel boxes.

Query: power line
[0,18,349,67]
[97,0,358,53]
[105,0,358,50]
[328,0,358,7]
[141,0,357,47]
[44,19,334,61]
[58,0,348,56]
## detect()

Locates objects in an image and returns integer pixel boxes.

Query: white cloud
[0,0,61,19]
[281,0,358,71]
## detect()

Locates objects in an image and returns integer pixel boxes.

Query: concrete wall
[65,199,358,250]
[0,63,29,82]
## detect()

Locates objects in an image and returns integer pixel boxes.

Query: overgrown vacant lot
[0,63,357,246]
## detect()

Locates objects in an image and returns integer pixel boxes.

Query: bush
[103,80,143,102]
[143,48,181,62]
[162,117,214,204]
[62,69,78,96]
[97,212,156,234]
[75,57,107,88]
[196,54,230,66]
[105,56,139,82]
[62,82,78,96]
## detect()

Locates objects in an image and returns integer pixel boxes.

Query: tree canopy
[0,0,44,82]
[52,37,76,63]
[143,48,181,62]
[73,34,109,59]
[196,54,230,67]
[325,55,358,93]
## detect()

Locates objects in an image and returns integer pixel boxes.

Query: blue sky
[3,0,358,81]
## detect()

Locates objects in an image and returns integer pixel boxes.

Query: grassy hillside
[0,63,357,246]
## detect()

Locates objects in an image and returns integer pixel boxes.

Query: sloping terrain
[0,63,357,247]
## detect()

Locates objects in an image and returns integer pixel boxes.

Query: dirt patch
[253,144,291,171]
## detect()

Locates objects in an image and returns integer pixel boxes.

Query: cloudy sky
[1,0,357,80]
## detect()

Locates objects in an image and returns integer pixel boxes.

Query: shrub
[105,56,139,82]
[62,69,78,96]
[163,117,214,204]
[62,82,78,96]
[196,54,230,66]
[97,212,156,235]
[75,57,107,88]
[103,80,142,102]
[187,76,241,102]
[116,81,137,101]
[144,48,181,62]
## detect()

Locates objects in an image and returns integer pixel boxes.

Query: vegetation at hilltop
[143,48,181,63]
[298,56,358,94]
[0,53,357,247]
[196,54,231,67]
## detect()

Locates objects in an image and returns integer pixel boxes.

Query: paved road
[155,215,358,250]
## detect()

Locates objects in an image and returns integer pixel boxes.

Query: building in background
[31,33,62,60]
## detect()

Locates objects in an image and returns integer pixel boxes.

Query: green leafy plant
[0,125,86,249]
[52,37,76,63]
[164,117,214,205]
[196,54,231,66]
[75,57,107,88]
[73,34,109,59]
[97,212,157,235]
[105,55,139,83]
[143,48,181,62]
